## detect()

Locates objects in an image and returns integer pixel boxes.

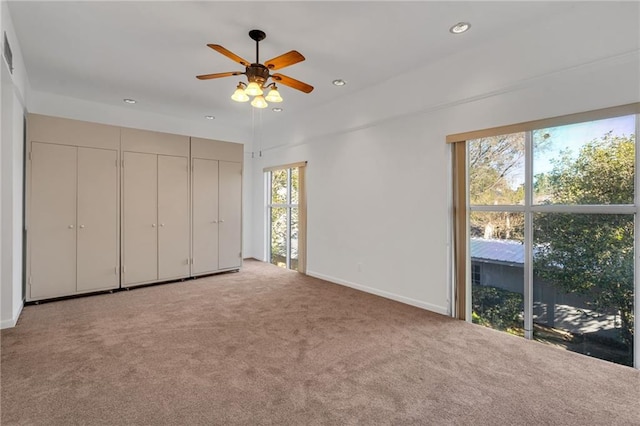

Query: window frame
[450,102,640,369]
[264,161,307,273]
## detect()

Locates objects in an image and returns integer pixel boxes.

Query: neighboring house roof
[470,238,524,265]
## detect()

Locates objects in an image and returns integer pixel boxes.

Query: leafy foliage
[469,133,527,239]
[269,168,299,268]
[534,132,635,347]
[540,131,634,205]
[469,132,525,206]
[472,285,524,333]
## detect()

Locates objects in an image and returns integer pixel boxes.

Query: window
[265,162,307,272]
[451,103,640,368]
[471,264,482,286]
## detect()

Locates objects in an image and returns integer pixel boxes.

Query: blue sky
[533,115,636,176]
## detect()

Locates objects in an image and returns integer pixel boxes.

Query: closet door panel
[219,161,242,269]
[77,147,119,291]
[123,152,158,285]
[30,142,77,299]
[157,155,190,280]
[192,158,219,274]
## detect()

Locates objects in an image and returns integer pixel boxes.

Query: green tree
[534,132,635,348]
[469,133,526,240]
[269,168,299,268]
[469,133,525,205]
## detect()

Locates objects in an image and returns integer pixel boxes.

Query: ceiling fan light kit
[231,83,250,102]
[265,86,283,103]
[197,29,313,109]
[250,95,269,109]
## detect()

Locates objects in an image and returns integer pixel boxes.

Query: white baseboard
[306,270,449,316]
[0,300,24,329]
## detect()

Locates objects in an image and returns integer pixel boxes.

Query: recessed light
[332,79,346,86]
[123,98,137,104]
[205,115,215,120]
[272,107,283,112]
[450,22,471,34]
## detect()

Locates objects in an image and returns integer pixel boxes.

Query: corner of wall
[0,298,22,329]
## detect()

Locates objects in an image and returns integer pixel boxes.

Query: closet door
[157,155,190,280]
[219,161,242,269]
[192,158,219,274]
[123,152,158,285]
[30,142,77,299]
[77,147,119,291]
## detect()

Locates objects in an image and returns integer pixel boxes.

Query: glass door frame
[265,161,307,273]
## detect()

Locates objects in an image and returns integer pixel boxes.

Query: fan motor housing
[246,64,270,85]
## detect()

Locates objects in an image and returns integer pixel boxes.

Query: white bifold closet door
[123,152,190,285]
[76,147,119,291]
[192,158,219,274]
[157,155,190,280]
[123,152,158,285]
[30,143,77,299]
[219,161,242,270]
[30,143,119,300]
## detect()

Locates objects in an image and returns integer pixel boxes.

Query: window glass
[291,168,299,205]
[271,169,288,204]
[533,115,635,205]
[267,167,302,271]
[469,133,525,205]
[472,264,481,286]
[290,207,299,271]
[533,213,634,367]
[270,207,287,267]
[464,111,637,367]
[470,212,525,335]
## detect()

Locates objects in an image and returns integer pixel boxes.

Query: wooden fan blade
[271,73,314,93]
[207,44,251,67]
[196,71,243,80]
[265,50,305,70]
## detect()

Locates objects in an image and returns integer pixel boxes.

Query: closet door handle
[160,223,165,227]
[211,220,218,224]
[152,223,156,228]
[219,219,225,223]
[68,225,74,229]
[80,225,85,229]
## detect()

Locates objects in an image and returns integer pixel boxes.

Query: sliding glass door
[266,164,305,272]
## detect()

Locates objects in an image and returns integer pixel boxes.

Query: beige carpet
[1,259,639,425]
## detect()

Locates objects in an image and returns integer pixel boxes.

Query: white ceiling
[8,1,578,134]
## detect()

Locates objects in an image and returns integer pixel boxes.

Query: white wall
[1,0,28,328]
[251,2,640,315]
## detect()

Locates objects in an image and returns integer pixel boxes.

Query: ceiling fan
[197,29,313,108]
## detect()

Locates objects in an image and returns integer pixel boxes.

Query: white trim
[635,112,640,369]
[464,144,472,322]
[307,270,449,316]
[1,300,23,329]
[523,131,533,339]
